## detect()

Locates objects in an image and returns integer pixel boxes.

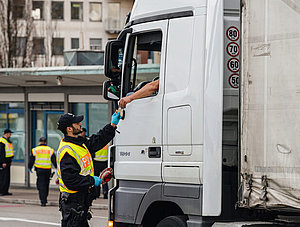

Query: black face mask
[71,125,82,136]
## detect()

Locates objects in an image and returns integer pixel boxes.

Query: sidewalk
[0,186,108,210]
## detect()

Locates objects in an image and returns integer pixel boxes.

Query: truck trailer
[102,0,300,226]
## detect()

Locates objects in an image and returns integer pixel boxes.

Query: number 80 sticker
[226,26,239,41]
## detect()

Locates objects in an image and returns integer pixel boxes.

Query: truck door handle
[148,147,161,158]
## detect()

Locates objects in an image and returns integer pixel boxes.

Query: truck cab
[103,0,240,226]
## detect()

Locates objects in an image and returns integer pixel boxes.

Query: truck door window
[123,31,162,97]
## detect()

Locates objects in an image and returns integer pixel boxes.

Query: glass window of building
[88,103,108,134]
[73,103,108,136]
[0,103,25,162]
[0,105,6,130]
[106,3,120,30]
[71,2,83,21]
[13,37,27,56]
[33,37,45,55]
[71,38,79,49]
[32,1,44,20]
[33,111,63,152]
[52,38,64,55]
[89,2,102,22]
[51,1,64,20]
[73,103,86,128]
[90,38,102,50]
[13,0,25,19]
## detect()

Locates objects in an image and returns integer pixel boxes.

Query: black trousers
[36,168,51,204]
[60,192,90,227]
[0,162,11,194]
[93,160,108,197]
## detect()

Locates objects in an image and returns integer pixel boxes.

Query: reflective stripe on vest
[32,145,54,169]
[0,137,14,158]
[57,140,94,194]
[94,144,109,161]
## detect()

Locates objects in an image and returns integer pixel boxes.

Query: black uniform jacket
[28,144,57,170]
[59,124,116,192]
[0,137,13,165]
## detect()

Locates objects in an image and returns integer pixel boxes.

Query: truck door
[114,20,168,182]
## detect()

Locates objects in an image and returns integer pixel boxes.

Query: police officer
[56,112,121,227]
[79,128,109,199]
[28,137,57,206]
[0,129,14,196]
[93,144,109,199]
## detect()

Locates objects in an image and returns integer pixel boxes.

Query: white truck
[102,0,300,226]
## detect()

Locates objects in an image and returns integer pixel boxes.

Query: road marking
[93,215,108,219]
[0,217,60,226]
[0,205,24,207]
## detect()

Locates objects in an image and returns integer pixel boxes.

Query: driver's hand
[119,96,132,109]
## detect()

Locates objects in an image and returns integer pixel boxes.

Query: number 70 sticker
[227,42,239,57]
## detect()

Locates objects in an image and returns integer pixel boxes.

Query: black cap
[39,137,47,143]
[3,129,12,134]
[57,113,84,133]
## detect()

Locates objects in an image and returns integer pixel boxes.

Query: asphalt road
[0,202,108,227]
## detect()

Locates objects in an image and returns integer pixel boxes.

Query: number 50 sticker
[229,74,239,89]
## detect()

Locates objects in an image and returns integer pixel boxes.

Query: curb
[0,197,108,210]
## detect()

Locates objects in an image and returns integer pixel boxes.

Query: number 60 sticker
[228,74,239,89]
[227,58,239,72]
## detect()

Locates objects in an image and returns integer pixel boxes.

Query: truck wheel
[156,215,187,227]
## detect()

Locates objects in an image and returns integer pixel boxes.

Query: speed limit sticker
[227,42,239,57]
[228,74,239,88]
[226,26,239,41]
[227,58,239,72]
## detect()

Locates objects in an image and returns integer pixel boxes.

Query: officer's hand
[2,163,6,168]
[92,176,102,187]
[100,167,113,183]
[111,112,121,126]
[29,169,33,173]
[119,96,132,109]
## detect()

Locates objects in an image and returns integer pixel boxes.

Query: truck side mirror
[103,80,120,101]
[104,40,124,79]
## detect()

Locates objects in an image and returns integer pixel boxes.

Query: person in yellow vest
[93,144,109,199]
[0,129,14,196]
[56,112,120,227]
[28,137,57,206]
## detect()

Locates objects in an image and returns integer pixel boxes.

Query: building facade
[0,0,134,188]
[0,63,159,187]
[0,66,112,186]
[1,0,133,67]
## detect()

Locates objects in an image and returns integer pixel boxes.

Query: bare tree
[0,0,35,68]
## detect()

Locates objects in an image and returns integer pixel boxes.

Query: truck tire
[156,215,187,227]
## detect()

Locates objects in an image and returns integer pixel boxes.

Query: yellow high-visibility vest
[57,139,94,194]
[0,137,14,158]
[32,145,54,169]
[94,144,109,161]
